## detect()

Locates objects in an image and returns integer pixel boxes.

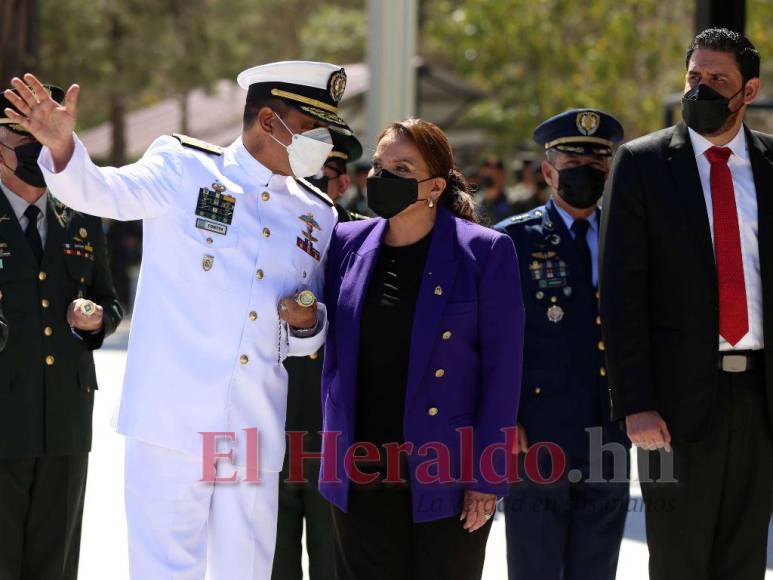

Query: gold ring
[296,290,317,308]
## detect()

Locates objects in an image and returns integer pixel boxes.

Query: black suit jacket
[599,122,773,441]
[0,191,123,457]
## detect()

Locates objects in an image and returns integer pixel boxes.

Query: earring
[428,199,435,208]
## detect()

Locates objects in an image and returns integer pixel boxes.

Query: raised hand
[3,73,80,169]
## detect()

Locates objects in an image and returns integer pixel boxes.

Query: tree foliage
[26,0,772,158]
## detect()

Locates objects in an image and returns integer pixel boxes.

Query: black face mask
[555,164,607,209]
[681,83,745,135]
[1,141,46,187]
[366,169,433,219]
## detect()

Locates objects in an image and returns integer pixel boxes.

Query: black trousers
[0,454,88,580]
[640,367,773,580]
[331,487,492,580]
[272,461,335,580]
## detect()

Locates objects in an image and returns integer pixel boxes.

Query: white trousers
[124,438,280,580]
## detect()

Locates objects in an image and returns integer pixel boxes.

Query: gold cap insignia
[576,111,600,136]
[328,69,347,103]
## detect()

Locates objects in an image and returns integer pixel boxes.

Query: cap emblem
[328,69,347,103]
[576,111,600,136]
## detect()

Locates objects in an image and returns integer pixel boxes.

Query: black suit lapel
[747,126,773,332]
[666,122,716,275]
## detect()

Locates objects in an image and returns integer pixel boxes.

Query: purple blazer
[319,206,525,523]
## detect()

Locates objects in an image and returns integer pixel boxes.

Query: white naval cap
[236,60,348,128]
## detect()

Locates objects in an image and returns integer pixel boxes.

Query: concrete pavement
[76,333,772,579]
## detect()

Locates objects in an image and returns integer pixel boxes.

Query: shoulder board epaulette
[172,133,224,156]
[297,177,335,208]
[508,208,545,225]
[348,211,369,221]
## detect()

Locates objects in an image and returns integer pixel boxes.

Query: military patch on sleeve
[172,133,224,156]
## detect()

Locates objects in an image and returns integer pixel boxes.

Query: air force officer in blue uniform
[496,110,630,580]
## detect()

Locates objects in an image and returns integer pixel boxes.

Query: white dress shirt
[688,126,762,351]
[0,181,47,245]
[554,201,600,287]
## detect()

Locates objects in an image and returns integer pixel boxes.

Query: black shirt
[355,229,433,474]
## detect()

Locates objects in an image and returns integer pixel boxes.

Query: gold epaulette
[297,177,335,208]
[172,133,224,156]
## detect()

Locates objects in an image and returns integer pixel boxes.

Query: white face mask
[270,112,334,178]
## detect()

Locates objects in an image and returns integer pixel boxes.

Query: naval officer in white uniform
[4,62,351,579]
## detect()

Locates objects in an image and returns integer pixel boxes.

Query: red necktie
[705,146,748,346]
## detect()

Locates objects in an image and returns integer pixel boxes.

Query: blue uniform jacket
[496,199,629,468]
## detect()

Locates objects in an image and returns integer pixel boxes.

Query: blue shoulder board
[495,207,545,230]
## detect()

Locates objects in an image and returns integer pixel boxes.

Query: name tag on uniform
[195,218,227,236]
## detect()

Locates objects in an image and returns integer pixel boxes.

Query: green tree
[299,3,367,63]
[423,0,694,149]
[38,0,262,163]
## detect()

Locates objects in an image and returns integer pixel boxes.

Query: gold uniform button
[206,237,214,245]
[598,341,605,351]
[38,271,47,281]
[45,355,55,366]
[428,407,439,416]
[240,355,249,365]
[434,286,443,296]
[249,311,258,321]
[41,299,50,308]
[44,326,53,337]
[310,351,319,360]
[79,227,88,238]
[550,296,558,304]
[600,367,607,377]
[80,277,85,284]
[596,316,602,326]
[261,192,270,202]
[442,331,452,340]
[534,387,542,395]
[263,228,271,238]
[256,269,264,280]
[435,369,445,378]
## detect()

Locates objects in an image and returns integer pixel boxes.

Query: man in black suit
[600,28,773,580]
[0,84,123,579]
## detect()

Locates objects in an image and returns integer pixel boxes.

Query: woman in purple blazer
[319,119,524,580]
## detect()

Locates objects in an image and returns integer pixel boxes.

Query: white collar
[688,125,749,162]
[0,181,47,222]
[225,136,274,188]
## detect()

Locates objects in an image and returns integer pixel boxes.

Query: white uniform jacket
[39,134,338,471]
